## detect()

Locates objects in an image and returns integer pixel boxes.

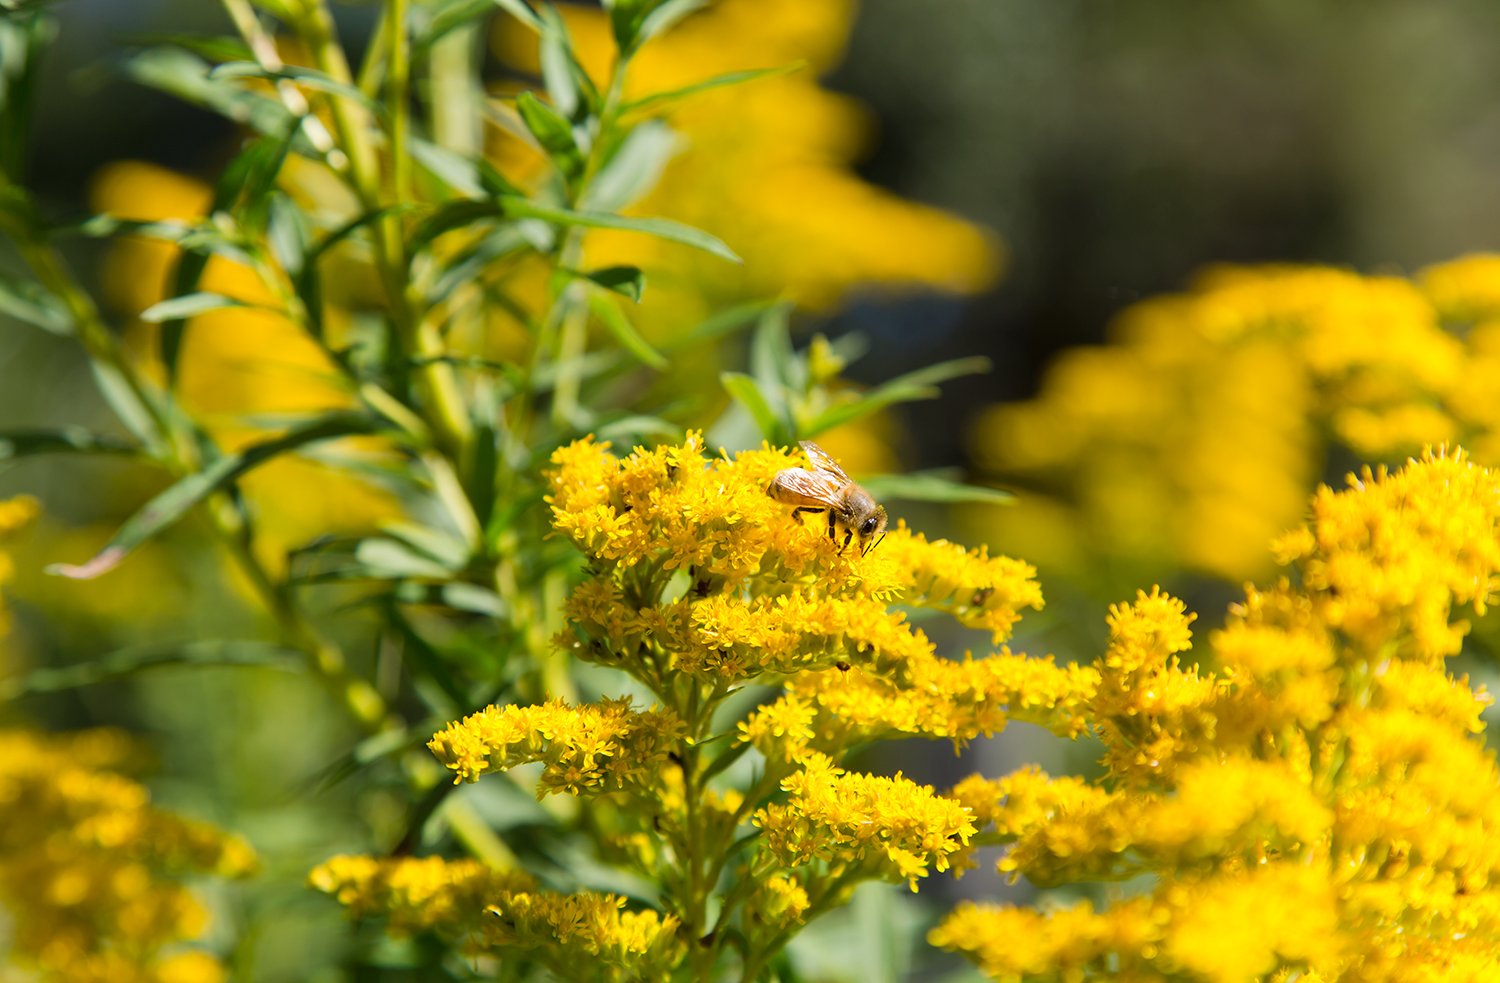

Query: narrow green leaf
[211,61,382,114]
[750,302,799,396]
[589,292,667,369]
[803,356,992,437]
[123,32,254,64]
[623,64,800,114]
[537,6,580,118]
[634,0,707,45]
[858,472,1015,506]
[0,427,137,460]
[491,0,543,33]
[124,47,295,141]
[579,265,645,302]
[664,300,775,352]
[721,371,781,442]
[515,90,582,176]
[138,291,256,323]
[501,196,740,262]
[583,120,676,212]
[439,582,508,618]
[48,413,378,580]
[0,274,71,334]
[0,641,302,699]
[353,538,455,580]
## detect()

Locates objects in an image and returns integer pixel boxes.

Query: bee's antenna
[863,533,887,557]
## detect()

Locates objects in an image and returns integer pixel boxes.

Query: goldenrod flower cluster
[971,257,1500,584]
[0,729,256,983]
[322,435,1081,973]
[427,697,683,793]
[933,448,1500,981]
[309,855,683,979]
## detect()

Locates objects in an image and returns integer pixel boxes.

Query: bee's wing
[798,440,851,483]
[770,467,846,509]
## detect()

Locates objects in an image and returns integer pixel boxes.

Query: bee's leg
[791,507,825,527]
[838,529,852,555]
[826,510,837,544]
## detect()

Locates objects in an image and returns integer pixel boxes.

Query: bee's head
[859,506,889,555]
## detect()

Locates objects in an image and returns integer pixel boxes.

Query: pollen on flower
[427,698,682,795]
[752,752,977,891]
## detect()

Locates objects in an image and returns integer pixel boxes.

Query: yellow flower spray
[933,448,1500,981]
[315,434,1076,979]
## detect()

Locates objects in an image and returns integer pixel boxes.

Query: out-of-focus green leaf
[595,414,681,445]
[380,521,473,571]
[47,413,380,580]
[858,471,1014,505]
[633,0,707,47]
[211,62,382,113]
[123,33,253,63]
[138,292,258,323]
[0,428,137,460]
[622,64,800,114]
[0,273,71,334]
[537,4,581,118]
[516,90,583,179]
[721,372,783,443]
[0,641,302,700]
[589,292,666,369]
[665,300,776,351]
[504,197,740,262]
[803,355,991,437]
[750,302,801,399]
[583,120,676,212]
[491,0,543,33]
[124,47,296,141]
[353,538,456,580]
[579,265,645,302]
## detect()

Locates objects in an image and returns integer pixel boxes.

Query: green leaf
[502,197,740,262]
[491,0,543,33]
[579,265,645,302]
[138,291,258,323]
[537,4,581,118]
[803,355,991,437]
[47,413,379,580]
[123,32,254,64]
[0,427,137,460]
[589,292,666,369]
[721,371,782,442]
[751,302,800,397]
[0,641,302,700]
[353,538,455,580]
[210,61,382,114]
[515,91,582,178]
[664,300,776,352]
[124,47,296,141]
[633,0,707,46]
[623,64,800,114]
[857,471,1015,506]
[0,273,71,334]
[583,120,676,212]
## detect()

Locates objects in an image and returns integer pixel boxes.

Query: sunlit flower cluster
[309,854,684,979]
[427,697,682,793]
[934,448,1500,981]
[754,751,976,890]
[0,729,256,983]
[327,434,1066,970]
[971,257,1500,586]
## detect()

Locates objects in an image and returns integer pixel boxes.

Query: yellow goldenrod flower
[310,855,684,977]
[0,729,255,982]
[937,449,1500,981]
[427,697,682,794]
[753,752,976,891]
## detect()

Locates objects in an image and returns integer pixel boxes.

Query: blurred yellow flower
[970,261,1500,587]
[0,729,255,983]
[495,0,1002,319]
[935,448,1500,981]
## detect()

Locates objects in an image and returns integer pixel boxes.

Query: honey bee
[768,441,888,556]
